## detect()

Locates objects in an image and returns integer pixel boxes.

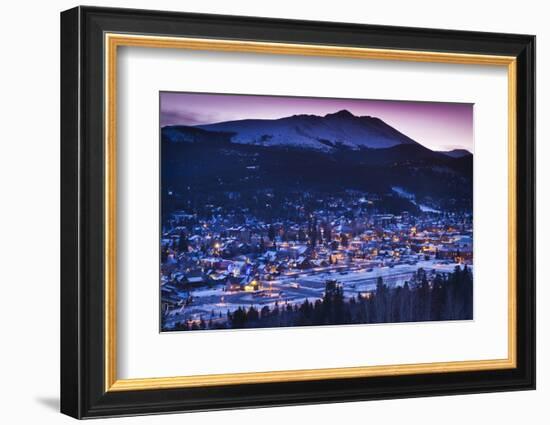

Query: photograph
[57,4,536,419]
[160,92,474,332]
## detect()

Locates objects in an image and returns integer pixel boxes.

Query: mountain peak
[169,109,422,151]
[325,109,355,119]
[439,148,472,158]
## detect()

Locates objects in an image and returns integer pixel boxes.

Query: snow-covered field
[164,260,470,328]
[392,186,441,213]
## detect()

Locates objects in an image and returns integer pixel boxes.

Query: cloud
[160,109,203,126]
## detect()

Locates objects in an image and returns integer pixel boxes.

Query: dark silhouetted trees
[173,266,473,331]
[177,231,188,253]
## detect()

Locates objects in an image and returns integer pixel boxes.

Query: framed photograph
[60,6,535,419]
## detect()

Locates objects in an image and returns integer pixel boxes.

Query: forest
[172,265,473,331]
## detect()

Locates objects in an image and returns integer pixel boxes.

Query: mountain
[163,110,419,151]
[161,110,473,214]
[439,149,472,158]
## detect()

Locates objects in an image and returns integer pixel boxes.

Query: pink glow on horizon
[160,92,473,152]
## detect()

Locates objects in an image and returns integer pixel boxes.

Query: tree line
[173,266,473,331]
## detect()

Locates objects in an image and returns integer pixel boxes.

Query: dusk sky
[160,92,473,152]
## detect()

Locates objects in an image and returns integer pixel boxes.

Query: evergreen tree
[260,305,270,319]
[247,306,259,323]
[178,231,188,253]
[375,276,388,322]
[429,274,444,320]
[340,233,349,248]
[400,282,412,322]
[463,265,473,319]
[160,246,168,263]
[268,224,276,242]
[323,221,332,242]
[309,216,318,248]
[231,307,247,328]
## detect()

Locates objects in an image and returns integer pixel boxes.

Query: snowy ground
[164,260,470,329]
[391,186,441,213]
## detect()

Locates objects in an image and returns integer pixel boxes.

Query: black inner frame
[60,6,535,419]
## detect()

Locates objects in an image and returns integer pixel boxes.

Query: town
[160,189,473,331]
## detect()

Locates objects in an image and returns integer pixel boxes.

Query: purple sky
[160,92,473,152]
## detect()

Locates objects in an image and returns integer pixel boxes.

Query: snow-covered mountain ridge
[164,109,422,151]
